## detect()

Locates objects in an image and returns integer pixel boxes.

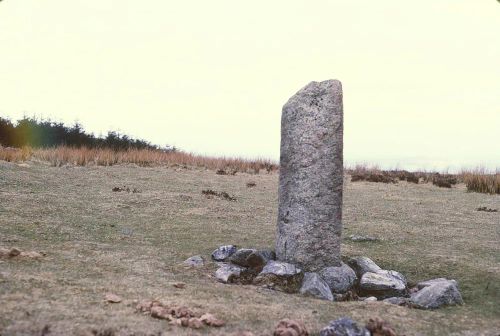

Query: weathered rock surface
[211,245,237,261]
[349,235,378,242]
[319,317,370,336]
[276,80,344,272]
[253,261,303,293]
[346,256,382,278]
[319,262,357,294]
[383,297,409,306]
[228,248,256,267]
[410,278,463,309]
[299,272,334,301]
[215,264,255,284]
[183,255,204,267]
[359,270,407,299]
[416,278,458,290]
[363,296,378,302]
[247,249,276,270]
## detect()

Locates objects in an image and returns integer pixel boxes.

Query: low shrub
[391,170,419,184]
[431,173,458,188]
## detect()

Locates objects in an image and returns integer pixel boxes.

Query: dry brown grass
[0,146,278,174]
[461,169,500,195]
[1,163,499,335]
[0,146,33,162]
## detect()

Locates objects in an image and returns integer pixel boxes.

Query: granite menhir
[276,79,343,272]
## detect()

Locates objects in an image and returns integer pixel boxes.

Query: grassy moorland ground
[0,161,499,336]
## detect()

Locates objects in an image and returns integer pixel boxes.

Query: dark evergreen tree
[0,116,164,151]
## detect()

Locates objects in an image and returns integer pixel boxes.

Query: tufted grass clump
[0,145,278,174]
[462,169,500,195]
[0,146,32,162]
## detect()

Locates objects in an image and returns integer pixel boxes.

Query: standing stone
[276,80,344,272]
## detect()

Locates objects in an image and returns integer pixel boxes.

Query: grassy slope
[0,161,499,335]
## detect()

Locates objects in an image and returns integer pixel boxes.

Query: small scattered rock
[349,235,379,242]
[183,255,205,267]
[151,305,174,320]
[299,272,334,301]
[274,319,309,336]
[410,278,463,309]
[246,181,257,188]
[318,262,357,294]
[173,305,195,318]
[319,317,370,336]
[359,270,407,299]
[136,299,159,313]
[212,245,237,261]
[136,300,196,320]
[346,256,382,278]
[365,317,398,336]
[228,249,256,267]
[104,293,122,303]
[254,261,304,293]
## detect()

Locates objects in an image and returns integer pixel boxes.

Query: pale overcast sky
[1,1,499,171]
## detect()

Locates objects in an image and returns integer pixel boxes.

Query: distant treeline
[0,117,168,151]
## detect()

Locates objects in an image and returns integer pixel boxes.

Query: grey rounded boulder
[247,249,276,270]
[215,264,245,283]
[319,317,370,336]
[346,256,382,278]
[410,278,463,309]
[215,263,256,284]
[359,270,407,299]
[253,260,303,293]
[227,248,256,267]
[318,262,357,294]
[211,245,237,261]
[183,255,204,267]
[299,272,334,301]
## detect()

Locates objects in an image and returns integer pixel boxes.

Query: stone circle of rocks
[184,246,464,310]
